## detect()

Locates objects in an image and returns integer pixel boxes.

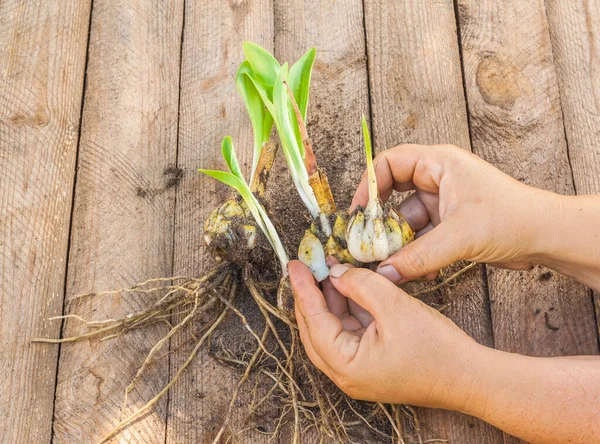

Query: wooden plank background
[52,0,183,441]
[0,1,92,442]
[0,0,598,442]
[166,1,273,443]
[364,1,503,441]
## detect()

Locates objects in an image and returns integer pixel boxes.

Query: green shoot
[200,137,289,272]
[239,43,321,218]
[287,47,316,121]
[362,115,378,208]
[236,61,274,180]
[242,42,280,98]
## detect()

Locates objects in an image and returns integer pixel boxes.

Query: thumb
[377,220,463,283]
[329,265,403,323]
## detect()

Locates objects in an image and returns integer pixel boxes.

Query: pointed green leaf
[220,136,245,181]
[243,70,275,116]
[288,47,316,120]
[243,42,281,97]
[362,115,372,160]
[361,115,378,203]
[273,63,304,162]
[236,61,273,161]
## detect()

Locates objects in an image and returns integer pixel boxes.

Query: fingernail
[377,265,401,283]
[329,264,350,278]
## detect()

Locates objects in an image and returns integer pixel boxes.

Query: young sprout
[236,58,274,182]
[236,43,362,280]
[239,44,323,221]
[200,136,289,273]
[346,117,414,263]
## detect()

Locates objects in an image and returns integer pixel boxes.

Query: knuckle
[332,373,360,399]
[441,143,460,152]
[304,310,329,330]
[343,268,373,291]
[401,247,428,277]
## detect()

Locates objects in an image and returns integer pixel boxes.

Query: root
[33,267,230,345]
[211,323,270,444]
[99,280,237,444]
[35,259,438,443]
[121,294,216,417]
[379,403,405,444]
[410,262,478,297]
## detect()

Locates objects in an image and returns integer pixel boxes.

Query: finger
[351,144,447,210]
[425,271,438,280]
[288,260,362,365]
[323,257,364,330]
[416,222,434,238]
[295,303,329,374]
[398,193,430,231]
[322,257,350,317]
[376,220,463,283]
[329,265,401,324]
[416,190,441,226]
[348,299,374,328]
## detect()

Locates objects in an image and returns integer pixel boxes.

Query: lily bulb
[346,117,414,263]
[298,230,329,281]
[204,199,258,252]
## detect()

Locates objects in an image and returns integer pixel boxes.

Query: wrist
[512,187,577,268]
[425,339,493,412]
[530,193,600,289]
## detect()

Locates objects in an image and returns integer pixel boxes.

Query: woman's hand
[351,144,558,283]
[289,259,600,443]
[289,259,479,408]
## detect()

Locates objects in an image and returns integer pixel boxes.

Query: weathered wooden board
[364,0,503,442]
[0,1,91,442]
[456,1,599,440]
[545,0,600,344]
[274,0,370,211]
[166,1,274,443]
[52,1,183,441]
[273,0,371,441]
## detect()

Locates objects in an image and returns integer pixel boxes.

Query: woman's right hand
[351,144,560,284]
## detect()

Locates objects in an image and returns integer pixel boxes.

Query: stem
[285,79,336,222]
[250,140,277,197]
[284,80,317,175]
[362,116,378,210]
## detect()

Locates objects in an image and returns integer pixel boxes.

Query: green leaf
[236,62,275,178]
[243,42,281,97]
[361,115,377,203]
[273,63,305,164]
[243,69,275,116]
[362,115,372,161]
[288,47,316,120]
[239,44,321,218]
[220,136,244,181]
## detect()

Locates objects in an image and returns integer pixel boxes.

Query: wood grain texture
[545,0,600,196]
[0,1,91,442]
[274,0,370,213]
[455,0,599,438]
[52,1,183,441]
[364,0,502,442]
[165,1,273,443]
[545,0,600,345]
[273,0,370,441]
